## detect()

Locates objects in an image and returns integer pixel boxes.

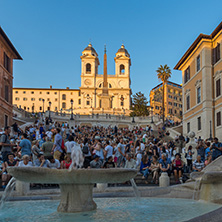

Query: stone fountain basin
[7,167,138,184]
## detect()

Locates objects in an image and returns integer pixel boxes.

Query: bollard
[16,180,30,196]
[159,172,170,187]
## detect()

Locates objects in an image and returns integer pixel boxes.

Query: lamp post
[151,106,154,123]
[42,99,45,113]
[210,120,212,141]
[70,99,74,120]
[49,101,52,119]
[132,104,135,123]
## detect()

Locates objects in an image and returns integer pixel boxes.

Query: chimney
[66,87,69,89]
[50,85,52,89]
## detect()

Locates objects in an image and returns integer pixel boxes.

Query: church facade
[13,44,132,115]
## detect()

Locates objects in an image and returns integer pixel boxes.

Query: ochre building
[149,81,182,121]
[174,22,222,140]
[13,44,132,115]
[0,27,22,128]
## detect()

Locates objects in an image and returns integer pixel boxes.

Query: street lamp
[151,106,154,123]
[49,101,52,119]
[42,99,45,113]
[70,99,74,120]
[132,104,135,123]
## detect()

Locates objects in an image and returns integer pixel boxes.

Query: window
[168,102,172,105]
[179,104,182,108]
[4,52,11,73]
[212,43,220,65]
[4,85,9,102]
[197,55,200,72]
[47,98,50,101]
[216,79,221,97]
[79,91,81,96]
[174,103,177,107]
[55,107,57,111]
[54,92,57,95]
[86,63,91,73]
[71,92,73,95]
[24,106,26,110]
[174,96,177,100]
[197,117,201,130]
[39,106,42,110]
[186,95,190,110]
[31,91,34,94]
[31,98,35,101]
[99,83,102,88]
[179,98,182,102]
[47,92,50,94]
[62,94,66,100]
[78,99,81,105]
[184,66,190,83]
[109,83,112,88]
[169,109,172,114]
[4,115,8,128]
[86,101,90,106]
[217,112,221,126]
[120,95,124,106]
[180,111,182,116]
[99,100,101,108]
[55,98,58,101]
[62,102,66,109]
[23,91,26,94]
[39,98,42,101]
[23,98,27,101]
[155,106,159,110]
[197,87,201,104]
[15,97,19,101]
[15,91,18,94]
[40,92,42,94]
[174,110,177,114]
[187,122,190,133]
[120,64,125,74]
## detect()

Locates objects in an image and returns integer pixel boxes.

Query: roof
[151,81,182,91]
[0,27,22,60]
[174,21,222,70]
[83,43,98,55]
[13,87,79,91]
[117,44,130,57]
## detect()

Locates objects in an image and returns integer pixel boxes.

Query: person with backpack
[0,126,16,162]
[51,128,63,160]
[211,137,222,161]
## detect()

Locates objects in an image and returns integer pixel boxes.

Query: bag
[61,139,65,150]
[82,145,89,154]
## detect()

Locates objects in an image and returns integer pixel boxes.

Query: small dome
[117,44,130,57]
[83,43,98,56]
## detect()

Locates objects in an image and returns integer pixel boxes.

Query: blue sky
[1,0,222,100]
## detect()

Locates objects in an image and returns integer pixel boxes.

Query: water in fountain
[192,179,201,200]
[0,177,16,208]
[69,143,84,170]
[130,178,141,198]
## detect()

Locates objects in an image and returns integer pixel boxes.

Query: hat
[95,136,100,140]
[93,155,100,159]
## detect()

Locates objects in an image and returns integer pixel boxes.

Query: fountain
[7,167,137,213]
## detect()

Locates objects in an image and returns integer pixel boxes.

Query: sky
[1,0,222,101]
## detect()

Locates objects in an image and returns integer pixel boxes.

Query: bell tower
[80,43,99,88]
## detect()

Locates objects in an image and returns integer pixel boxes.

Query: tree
[130,92,149,116]
[156,64,172,124]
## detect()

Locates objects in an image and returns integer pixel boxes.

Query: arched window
[109,83,112,88]
[99,83,102,88]
[62,102,66,109]
[62,94,66,100]
[120,64,125,74]
[86,63,91,73]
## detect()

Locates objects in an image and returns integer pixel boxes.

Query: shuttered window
[217,112,221,126]
[212,43,220,65]
[5,85,9,102]
[186,95,190,110]
[4,53,11,73]
[216,79,221,97]
[184,66,190,83]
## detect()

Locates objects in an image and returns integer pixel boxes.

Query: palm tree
[156,64,172,125]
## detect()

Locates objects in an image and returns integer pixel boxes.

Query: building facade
[13,44,131,115]
[149,81,182,121]
[0,27,22,128]
[174,22,222,140]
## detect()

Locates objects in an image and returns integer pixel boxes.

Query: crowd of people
[0,117,222,189]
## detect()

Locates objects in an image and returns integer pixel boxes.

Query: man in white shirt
[104,140,113,160]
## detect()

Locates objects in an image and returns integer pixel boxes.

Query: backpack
[82,145,89,154]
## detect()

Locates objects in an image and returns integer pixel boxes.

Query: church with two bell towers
[13,44,132,115]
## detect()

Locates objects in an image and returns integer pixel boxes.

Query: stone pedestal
[16,181,30,195]
[159,172,170,187]
[58,184,96,213]
[185,131,198,161]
